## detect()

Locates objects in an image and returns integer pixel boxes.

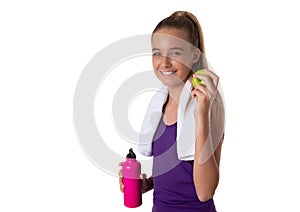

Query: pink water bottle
[122,148,142,208]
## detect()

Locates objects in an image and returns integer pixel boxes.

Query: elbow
[195,187,215,202]
[193,179,217,202]
[196,191,214,202]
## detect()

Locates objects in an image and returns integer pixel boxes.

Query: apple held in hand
[192,69,208,88]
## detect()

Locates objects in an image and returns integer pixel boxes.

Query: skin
[192,68,222,202]
[151,28,200,118]
[119,27,223,202]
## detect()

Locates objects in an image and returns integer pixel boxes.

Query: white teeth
[160,71,176,76]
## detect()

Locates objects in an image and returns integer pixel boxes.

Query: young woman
[119,11,225,212]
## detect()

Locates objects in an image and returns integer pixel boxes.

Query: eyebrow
[152,47,184,51]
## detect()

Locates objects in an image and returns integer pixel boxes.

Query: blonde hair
[152,11,207,71]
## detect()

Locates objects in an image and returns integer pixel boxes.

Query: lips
[159,70,177,76]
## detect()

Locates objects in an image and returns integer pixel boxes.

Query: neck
[167,75,191,105]
[168,84,184,105]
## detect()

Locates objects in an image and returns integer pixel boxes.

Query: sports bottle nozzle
[126,148,136,159]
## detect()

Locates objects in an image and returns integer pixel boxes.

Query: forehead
[152,28,193,49]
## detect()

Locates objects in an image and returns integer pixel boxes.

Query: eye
[152,51,161,56]
[169,51,182,57]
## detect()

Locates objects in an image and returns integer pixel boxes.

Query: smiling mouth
[159,71,177,76]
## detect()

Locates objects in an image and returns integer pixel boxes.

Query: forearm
[193,115,219,202]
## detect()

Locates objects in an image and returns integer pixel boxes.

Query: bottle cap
[126,148,136,159]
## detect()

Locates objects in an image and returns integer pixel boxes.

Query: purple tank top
[152,118,217,212]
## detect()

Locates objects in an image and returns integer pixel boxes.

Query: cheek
[151,57,154,66]
[173,57,193,69]
[152,56,162,70]
[184,56,195,69]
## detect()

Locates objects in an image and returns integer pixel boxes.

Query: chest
[162,101,178,126]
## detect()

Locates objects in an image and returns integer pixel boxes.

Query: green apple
[192,69,207,88]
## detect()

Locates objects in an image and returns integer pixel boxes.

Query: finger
[205,81,217,99]
[118,162,123,166]
[119,178,125,192]
[191,84,209,98]
[193,73,216,99]
[202,69,219,88]
[140,173,147,180]
[191,86,200,99]
[193,73,211,84]
[119,170,125,192]
[196,69,219,94]
[119,169,123,178]
[193,73,214,90]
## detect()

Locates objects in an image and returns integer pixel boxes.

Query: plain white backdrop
[1,0,300,211]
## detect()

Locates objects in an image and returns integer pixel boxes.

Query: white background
[1,0,300,211]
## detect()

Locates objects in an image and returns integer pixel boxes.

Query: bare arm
[193,115,223,202]
[191,69,223,202]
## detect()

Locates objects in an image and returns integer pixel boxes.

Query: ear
[192,48,201,63]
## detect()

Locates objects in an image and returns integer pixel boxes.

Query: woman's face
[152,28,199,88]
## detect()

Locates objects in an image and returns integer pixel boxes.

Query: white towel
[137,77,225,161]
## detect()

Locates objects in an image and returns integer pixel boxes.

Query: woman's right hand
[118,162,153,193]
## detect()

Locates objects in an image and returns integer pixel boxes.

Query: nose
[161,55,171,68]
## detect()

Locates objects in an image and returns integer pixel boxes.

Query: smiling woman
[151,28,200,88]
[119,11,225,212]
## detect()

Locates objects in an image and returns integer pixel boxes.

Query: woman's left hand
[191,69,219,122]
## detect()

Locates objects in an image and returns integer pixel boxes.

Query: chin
[160,78,186,87]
